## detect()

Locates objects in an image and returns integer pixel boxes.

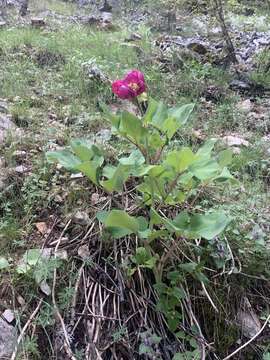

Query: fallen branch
[11,298,43,360]
[223,314,270,360]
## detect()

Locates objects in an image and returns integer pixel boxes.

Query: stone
[237,99,253,113]
[78,244,90,260]
[229,80,251,92]
[35,222,48,235]
[0,318,18,359]
[0,21,6,28]
[2,309,15,323]
[31,18,46,28]
[99,0,112,12]
[40,280,51,296]
[187,41,208,55]
[14,165,29,174]
[0,114,18,144]
[73,211,90,225]
[0,99,8,113]
[222,135,250,147]
[125,33,142,42]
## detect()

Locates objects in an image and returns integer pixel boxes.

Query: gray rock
[0,318,18,359]
[0,114,22,144]
[73,211,90,225]
[0,99,8,113]
[31,18,46,28]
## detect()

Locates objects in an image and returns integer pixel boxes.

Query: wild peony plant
[47,70,235,330]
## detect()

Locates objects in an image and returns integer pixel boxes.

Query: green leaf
[46,150,81,170]
[132,247,156,269]
[218,149,233,167]
[120,111,147,144]
[100,102,120,128]
[165,148,195,173]
[143,97,158,125]
[24,249,42,266]
[151,101,168,129]
[97,210,141,239]
[214,167,237,183]
[101,164,131,192]
[164,103,194,139]
[189,159,220,180]
[105,210,140,232]
[0,257,9,270]
[196,139,217,159]
[190,212,231,240]
[76,159,103,185]
[173,211,231,240]
[119,150,145,166]
[70,139,94,161]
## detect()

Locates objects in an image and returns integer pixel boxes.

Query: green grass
[0,5,270,358]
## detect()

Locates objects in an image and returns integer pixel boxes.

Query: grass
[0,1,270,359]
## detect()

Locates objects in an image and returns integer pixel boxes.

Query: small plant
[46,69,235,346]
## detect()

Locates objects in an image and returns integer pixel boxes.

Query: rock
[99,0,112,12]
[231,147,241,155]
[14,165,29,174]
[40,280,51,296]
[100,12,112,23]
[0,21,6,28]
[2,309,15,323]
[35,222,48,235]
[0,114,20,144]
[95,129,111,143]
[82,61,109,84]
[0,99,8,113]
[237,99,253,113]
[0,318,18,359]
[78,244,90,260]
[73,211,90,225]
[31,18,46,28]
[187,41,208,55]
[222,135,250,147]
[229,80,251,92]
[236,298,261,338]
[41,248,68,260]
[12,150,27,160]
[125,33,142,42]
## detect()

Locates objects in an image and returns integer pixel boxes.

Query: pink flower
[112,70,146,100]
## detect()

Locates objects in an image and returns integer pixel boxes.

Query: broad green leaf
[70,139,94,161]
[164,103,194,139]
[165,148,195,173]
[46,150,81,170]
[151,101,168,129]
[189,159,220,180]
[143,97,158,125]
[132,247,156,269]
[189,212,231,240]
[0,257,9,270]
[196,139,217,159]
[23,249,41,266]
[218,149,233,167]
[119,150,145,166]
[214,167,237,183]
[76,159,103,185]
[100,102,120,128]
[173,211,231,240]
[180,262,198,273]
[120,111,147,144]
[101,164,131,192]
[16,263,31,274]
[96,211,134,239]
[97,210,140,236]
